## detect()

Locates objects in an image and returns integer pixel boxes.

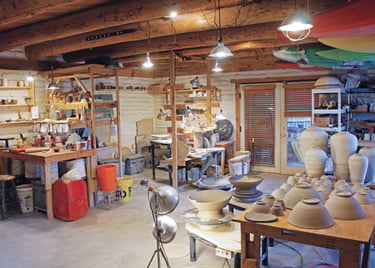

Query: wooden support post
[169,52,178,188]
[235,83,241,151]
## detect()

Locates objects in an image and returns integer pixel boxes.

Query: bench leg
[234,253,241,268]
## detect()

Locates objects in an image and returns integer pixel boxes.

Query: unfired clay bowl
[288,198,334,229]
[248,200,271,214]
[189,189,232,221]
[353,191,373,205]
[283,182,322,209]
[325,191,365,220]
[229,174,263,195]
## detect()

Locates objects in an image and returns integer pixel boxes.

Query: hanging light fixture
[25,50,34,82]
[212,60,223,72]
[209,0,233,58]
[142,21,154,69]
[142,52,154,68]
[216,109,226,120]
[47,46,59,90]
[278,0,313,42]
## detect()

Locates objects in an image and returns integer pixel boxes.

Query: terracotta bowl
[229,174,263,195]
[288,198,334,229]
[283,182,322,209]
[325,191,365,220]
[248,200,270,214]
[189,189,232,221]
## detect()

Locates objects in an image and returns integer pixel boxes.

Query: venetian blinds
[284,83,314,117]
[243,85,276,166]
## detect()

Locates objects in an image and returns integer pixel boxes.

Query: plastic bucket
[117,177,133,202]
[97,164,117,191]
[16,184,34,213]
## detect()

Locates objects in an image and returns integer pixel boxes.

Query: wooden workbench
[0,149,96,220]
[233,203,375,268]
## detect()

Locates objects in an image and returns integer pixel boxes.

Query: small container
[73,141,81,151]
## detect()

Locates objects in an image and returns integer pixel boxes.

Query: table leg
[189,234,197,262]
[151,143,155,181]
[41,163,53,220]
[241,230,261,268]
[234,253,241,268]
[339,242,361,268]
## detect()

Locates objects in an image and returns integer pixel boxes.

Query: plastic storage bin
[52,180,88,221]
[125,154,145,175]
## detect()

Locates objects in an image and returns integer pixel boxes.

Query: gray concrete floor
[0,169,374,268]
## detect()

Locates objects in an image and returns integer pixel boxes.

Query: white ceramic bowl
[325,191,365,220]
[189,189,232,221]
[288,198,334,229]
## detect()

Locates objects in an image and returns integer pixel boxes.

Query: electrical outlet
[215,247,233,259]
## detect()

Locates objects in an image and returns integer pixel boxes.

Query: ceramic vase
[330,131,358,181]
[304,147,328,178]
[358,147,375,183]
[300,125,328,163]
[348,153,369,185]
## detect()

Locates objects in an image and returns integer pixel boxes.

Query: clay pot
[334,179,354,193]
[287,176,297,186]
[261,194,275,208]
[353,190,373,205]
[304,147,328,178]
[330,131,358,181]
[271,188,287,200]
[228,174,263,195]
[249,200,271,214]
[358,147,375,183]
[288,198,334,229]
[271,202,284,216]
[283,182,322,209]
[189,189,232,221]
[279,183,292,192]
[325,191,365,220]
[348,153,369,185]
[300,125,328,163]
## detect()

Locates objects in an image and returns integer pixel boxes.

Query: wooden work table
[233,203,375,268]
[0,149,96,220]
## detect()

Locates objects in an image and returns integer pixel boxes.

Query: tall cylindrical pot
[304,147,328,178]
[300,125,328,162]
[330,131,358,181]
[348,153,369,185]
[358,147,375,183]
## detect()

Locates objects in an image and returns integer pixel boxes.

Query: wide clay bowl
[189,189,232,221]
[353,191,373,205]
[229,174,263,195]
[283,182,322,209]
[288,198,334,229]
[248,200,271,214]
[325,191,365,220]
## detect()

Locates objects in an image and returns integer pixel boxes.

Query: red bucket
[96,164,117,191]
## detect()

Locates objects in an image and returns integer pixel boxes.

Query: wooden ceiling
[0,0,348,77]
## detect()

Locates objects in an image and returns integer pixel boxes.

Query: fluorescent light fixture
[142,52,154,68]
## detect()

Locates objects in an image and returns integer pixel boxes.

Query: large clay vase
[304,147,328,178]
[330,131,358,181]
[358,147,375,183]
[300,125,328,163]
[348,153,369,185]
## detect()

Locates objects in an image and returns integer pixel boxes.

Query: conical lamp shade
[152,215,177,243]
[150,186,179,215]
[209,38,233,58]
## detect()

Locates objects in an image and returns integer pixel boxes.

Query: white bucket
[16,184,34,213]
[25,161,41,179]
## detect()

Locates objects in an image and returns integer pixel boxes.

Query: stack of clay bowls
[283,182,322,209]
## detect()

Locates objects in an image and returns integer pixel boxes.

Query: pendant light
[209,0,233,58]
[47,47,59,90]
[216,109,226,120]
[25,49,34,82]
[278,0,313,42]
[212,60,223,72]
[142,21,154,69]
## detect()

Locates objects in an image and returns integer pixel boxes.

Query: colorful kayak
[273,44,375,69]
[316,48,375,61]
[310,0,375,38]
[319,34,375,53]
[274,61,329,70]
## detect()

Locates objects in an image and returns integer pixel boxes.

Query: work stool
[0,175,21,220]
[167,158,192,185]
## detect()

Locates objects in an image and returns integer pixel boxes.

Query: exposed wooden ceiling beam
[24,0,343,59]
[0,0,243,52]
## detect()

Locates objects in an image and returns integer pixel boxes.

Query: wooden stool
[0,175,20,220]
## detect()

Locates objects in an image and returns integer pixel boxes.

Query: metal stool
[0,175,20,219]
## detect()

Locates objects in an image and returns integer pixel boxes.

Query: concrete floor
[0,168,374,268]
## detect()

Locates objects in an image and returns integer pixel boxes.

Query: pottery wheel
[245,212,278,223]
[181,208,233,226]
[231,190,263,203]
[193,176,232,190]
